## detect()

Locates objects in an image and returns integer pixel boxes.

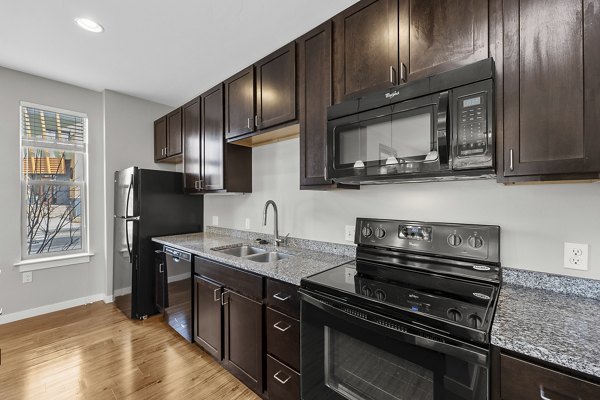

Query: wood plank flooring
[0,302,260,400]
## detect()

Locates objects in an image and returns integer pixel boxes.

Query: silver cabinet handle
[400,62,407,82]
[540,387,551,400]
[273,321,291,332]
[221,290,230,306]
[389,65,396,85]
[255,115,259,128]
[213,288,220,302]
[273,371,291,385]
[159,263,164,273]
[247,117,251,129]
[199,180,204,189]
[273,292,291,301]
[509,149,514,171]
[194,181,199,190]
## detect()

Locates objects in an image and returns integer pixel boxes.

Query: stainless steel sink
[246,251,292,263]
[216,245,266,257]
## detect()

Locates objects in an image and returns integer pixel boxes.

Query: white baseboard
[0,293,108,325]
[103,295,114,303]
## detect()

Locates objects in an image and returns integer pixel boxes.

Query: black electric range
[300,218,501,400]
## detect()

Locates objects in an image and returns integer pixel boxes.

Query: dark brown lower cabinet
[223,290,263,394]
[267,355,300,400]
[495,351,600,400]
[193,275,222,360]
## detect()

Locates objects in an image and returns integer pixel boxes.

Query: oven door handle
[301,292,487,366]
[436,91,450,169]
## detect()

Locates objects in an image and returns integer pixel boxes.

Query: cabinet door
[154,116,167,161]
[399,0,488,82]
[256,43,296,130]
[224,290,263,394]
[193,275,223,360]
[333,0,399,102]
[183,97,202,193]
[225,66,255,139]
[201,84,225,191]
[503,0,600,178]
[298,22,334,188]
[166,108,182,157]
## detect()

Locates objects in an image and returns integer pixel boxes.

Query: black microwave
[327,58,495,185]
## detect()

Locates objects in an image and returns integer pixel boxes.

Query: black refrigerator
[113,167,203,319]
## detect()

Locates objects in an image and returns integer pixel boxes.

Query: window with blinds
[20,102,88,258]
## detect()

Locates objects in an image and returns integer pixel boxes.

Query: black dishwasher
[161,246,193,342]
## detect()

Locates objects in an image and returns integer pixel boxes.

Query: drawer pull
[273,321,291,332]
[273,292,291,301]
[539,386,577,400]
[273,371,291,385]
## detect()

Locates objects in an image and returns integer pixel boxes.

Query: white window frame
[15,102,93,271]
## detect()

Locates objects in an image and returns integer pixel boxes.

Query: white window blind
[20,102,88,258]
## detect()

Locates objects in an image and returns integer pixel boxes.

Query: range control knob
[468,314,483,329]
[447,308,462,322]
[468,236,484,249]
[375,227,386,239]
[447,234,463,247]
[374,289,387,301]
[361,226,373,237]
[361,286,373,297]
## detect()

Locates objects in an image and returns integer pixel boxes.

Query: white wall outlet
[564,242,589,271]
[245,218,251,230]
[212,215,219,226]
[345,225,355,242]
[22,271,33,283]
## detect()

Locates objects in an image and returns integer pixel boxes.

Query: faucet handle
[276,233,290,246]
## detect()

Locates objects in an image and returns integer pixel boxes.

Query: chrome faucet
[263,200,288,246]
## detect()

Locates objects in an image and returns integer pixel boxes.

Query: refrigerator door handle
[115,215,140,221]
[125,219,132,263]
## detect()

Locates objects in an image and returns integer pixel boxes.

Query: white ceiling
[0,0,358,107]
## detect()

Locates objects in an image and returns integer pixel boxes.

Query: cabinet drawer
[194,256,263,301]
[267,355,300,400]
[500,354,600,400]
[266,279,300,319]
[266,307,299,371]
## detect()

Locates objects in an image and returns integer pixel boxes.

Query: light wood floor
[0,302,260,400]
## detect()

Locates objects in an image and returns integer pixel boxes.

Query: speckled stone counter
[492,269,600,378]
[152,230,354,286]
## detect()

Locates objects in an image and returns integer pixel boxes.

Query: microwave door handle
[436,91,450,168]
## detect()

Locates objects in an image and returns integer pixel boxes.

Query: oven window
[324,327,434,400]
[335,107,434,169]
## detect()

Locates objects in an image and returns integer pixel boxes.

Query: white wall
[103,90,174,295]
[204,138,600,280]
[0,66,106,318]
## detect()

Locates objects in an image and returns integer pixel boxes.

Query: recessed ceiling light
[75,18,104,33]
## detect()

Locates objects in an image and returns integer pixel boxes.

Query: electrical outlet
[345,225,355,242]
[22,271,33,283]
[564,242,589,271]
[245,218,250,230]
[212,215,219,226]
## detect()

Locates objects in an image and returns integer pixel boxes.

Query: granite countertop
[152,230,353,286]
[492,276,600,378]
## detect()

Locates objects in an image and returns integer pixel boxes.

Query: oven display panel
[398,225,432,241]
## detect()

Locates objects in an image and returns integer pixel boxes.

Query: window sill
[14,253,95,272]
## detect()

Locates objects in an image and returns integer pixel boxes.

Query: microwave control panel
[456,94,487,157]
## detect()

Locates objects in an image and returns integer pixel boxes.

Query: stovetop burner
[301,218,501,345]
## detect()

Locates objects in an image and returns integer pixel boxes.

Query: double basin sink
[213,244,292,263]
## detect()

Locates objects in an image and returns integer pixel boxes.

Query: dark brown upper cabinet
[398,0,489,82]
[182,97,201,192]
[501,0,600,181]
[154,108,182,163]
[153,116,167,161]
[184,85,252,194]
[333,0,399,103]
[225,66,255,140]
[256,42,297,130]
[298,22,335,188]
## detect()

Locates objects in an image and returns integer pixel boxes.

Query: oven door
[327,93,450,182]
[301,291,489,400]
